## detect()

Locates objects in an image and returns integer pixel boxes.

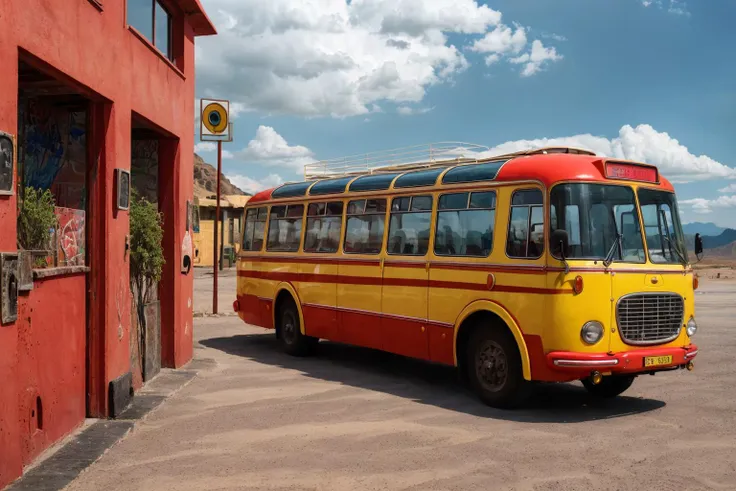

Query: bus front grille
[616,293,684,345]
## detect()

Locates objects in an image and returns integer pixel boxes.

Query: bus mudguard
[454,300,532,381]
[273,282,306,335]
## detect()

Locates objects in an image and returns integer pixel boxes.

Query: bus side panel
[261,257,298,329]
[337,260,383,350]
[427,265,487,363]
[237,256,265,327]
[381,262,429,360]
[299,259,338,340]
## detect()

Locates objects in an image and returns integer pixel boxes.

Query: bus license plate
[644,355,673,368]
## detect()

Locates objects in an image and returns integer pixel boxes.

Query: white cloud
[226,173,285,195]
[508,40,563,77]
[680,196,736,215]
[194,143,234,159]
[194,142,217,153]
[640,0,690,16]
[397,106,434,116]
[477,124,736,184]
[195,0,561,118]
[470,24,527,57]
[234,125,316,171]
[718,184,736,193]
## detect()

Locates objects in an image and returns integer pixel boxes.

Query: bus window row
[242,189,545,259]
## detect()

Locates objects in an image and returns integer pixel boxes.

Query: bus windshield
[549,183,646,263]
[637,188,688,265]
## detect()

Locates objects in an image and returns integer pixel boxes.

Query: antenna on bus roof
[303,143,597,180]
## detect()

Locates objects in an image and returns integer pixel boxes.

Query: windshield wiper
[603,232,623,268]
[663,235,688,267]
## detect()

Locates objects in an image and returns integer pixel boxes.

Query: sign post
[199,98,232,314]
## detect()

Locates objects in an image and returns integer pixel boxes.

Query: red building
[0,0,215,487]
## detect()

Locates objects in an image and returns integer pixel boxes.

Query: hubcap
[475,340,508,392]
[282,311,297,344]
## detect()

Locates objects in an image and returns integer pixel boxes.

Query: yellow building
[193,194,251,267]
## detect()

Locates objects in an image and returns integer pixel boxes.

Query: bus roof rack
[303,143,596,180]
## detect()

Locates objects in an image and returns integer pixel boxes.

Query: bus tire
[582,375,635,398]
[466,324,530,409]
[277,297,318,357]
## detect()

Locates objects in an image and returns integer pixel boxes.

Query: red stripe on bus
[237,270,571,294]
[240,255,381,267]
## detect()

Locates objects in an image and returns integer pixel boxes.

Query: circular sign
[202,102,228,134]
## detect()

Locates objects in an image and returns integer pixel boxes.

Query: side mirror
[695,233,704,257]
[551,229,570,257]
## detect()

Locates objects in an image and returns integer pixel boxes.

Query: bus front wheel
[277,298,318,357]
[582,375,635,398]
[466,325,530,409]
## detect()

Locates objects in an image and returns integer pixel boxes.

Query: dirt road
[64,274,736,491]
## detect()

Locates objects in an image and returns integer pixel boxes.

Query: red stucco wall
[16,275,87,466]
[0,0,204,486]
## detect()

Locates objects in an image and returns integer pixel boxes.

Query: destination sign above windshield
[605,162,658,183]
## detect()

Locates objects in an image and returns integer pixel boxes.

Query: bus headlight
[686,317,698,337]
[581,321,604,345]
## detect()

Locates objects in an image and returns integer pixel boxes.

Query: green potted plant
[129,190,165,382]
[17,186,57,268]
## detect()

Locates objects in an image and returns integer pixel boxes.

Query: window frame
[343,198,387,255]
[266,203,305,253]
[506,188,545,260]
[434,190,497,258]
[241,206,268,252]
[303,200,344,254]
[127,0,175,62]
[387,195,433,257]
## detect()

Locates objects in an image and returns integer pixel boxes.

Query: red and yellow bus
[234,144,700,408]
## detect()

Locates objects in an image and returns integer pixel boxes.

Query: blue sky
[194,0,736,228]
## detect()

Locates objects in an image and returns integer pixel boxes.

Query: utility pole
[213,140,222,314]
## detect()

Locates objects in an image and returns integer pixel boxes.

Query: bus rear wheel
[466,325,530,409]
[582,375,635,398]
[277,298,318,357]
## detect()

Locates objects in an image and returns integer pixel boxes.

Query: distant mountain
[682,222,725,236]
[702,228,736,249]
[193,153,250,199]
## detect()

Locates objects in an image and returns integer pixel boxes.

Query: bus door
[337,198,386,350]
[300,201,343,340]
[381,195,431,360]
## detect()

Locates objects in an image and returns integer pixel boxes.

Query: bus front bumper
[546,344,699,377]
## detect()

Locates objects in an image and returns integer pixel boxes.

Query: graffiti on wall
[55,207,86,267]
[20,100,86,209]
[131,140,158,203]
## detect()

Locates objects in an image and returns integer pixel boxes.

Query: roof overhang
[176,0,217,36]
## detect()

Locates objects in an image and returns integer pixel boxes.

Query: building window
[128,0,173,60]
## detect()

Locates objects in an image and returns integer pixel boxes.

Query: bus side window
[304,201,344,253]
[506,189,544,259]
[387,195,432,256]
[344,198,386,254]
[242,206,268,251]
[267,204,304,252]
[435,191,495,257]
